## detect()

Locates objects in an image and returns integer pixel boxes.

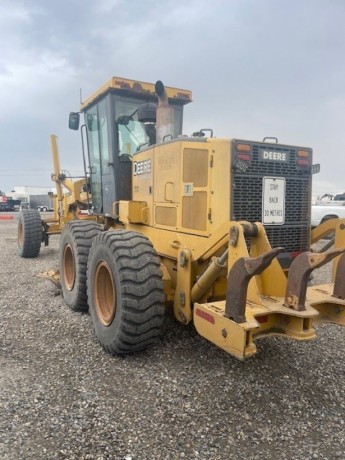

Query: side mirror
[69,112,80,130]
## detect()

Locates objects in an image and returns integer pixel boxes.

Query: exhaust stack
[155,80,175,143]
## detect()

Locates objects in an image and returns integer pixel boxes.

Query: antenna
[80,88,83,105]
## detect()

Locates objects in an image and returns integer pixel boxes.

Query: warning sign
[262,177,285,225]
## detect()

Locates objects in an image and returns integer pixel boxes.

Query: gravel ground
[0,215,344,460]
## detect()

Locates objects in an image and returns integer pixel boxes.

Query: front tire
[87,230,165,354]
[18,209,42,258]
[59,220,101,312]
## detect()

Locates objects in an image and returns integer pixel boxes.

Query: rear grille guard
[231,141,311,252]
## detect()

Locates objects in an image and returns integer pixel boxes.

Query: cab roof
[80,76,192,111]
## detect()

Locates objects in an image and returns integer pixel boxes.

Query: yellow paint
[44,80,345,361]
[80,76,192,111]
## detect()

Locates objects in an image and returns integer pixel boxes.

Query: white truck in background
[311,192,345,227]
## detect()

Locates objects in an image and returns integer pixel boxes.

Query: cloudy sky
[0,0,344,197]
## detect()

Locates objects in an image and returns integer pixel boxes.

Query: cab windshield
[114,95,183,156]
[114,97,151,156]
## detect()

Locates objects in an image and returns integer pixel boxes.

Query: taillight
[296,150,311,167]
[235,143,252,172]
[236,143,251,152]
[237,153,251,161]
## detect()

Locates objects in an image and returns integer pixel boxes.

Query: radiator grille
[231,140,312,253]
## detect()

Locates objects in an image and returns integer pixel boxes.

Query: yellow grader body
[107,137,345,359]
[18,76,345,360]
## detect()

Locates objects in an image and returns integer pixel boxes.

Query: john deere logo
[133,159,151,176]
[259,149,288,162]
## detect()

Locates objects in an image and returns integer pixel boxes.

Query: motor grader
[19,76,345,360]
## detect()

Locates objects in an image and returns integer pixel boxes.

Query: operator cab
[69,77,192,215]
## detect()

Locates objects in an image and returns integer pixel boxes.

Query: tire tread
[60,220,101,312]
[88,230,165,354]
[18,209,42,258]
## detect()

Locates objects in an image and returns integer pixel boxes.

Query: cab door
[85,98,113,214]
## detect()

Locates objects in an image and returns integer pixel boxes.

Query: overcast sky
[1,0,344,197]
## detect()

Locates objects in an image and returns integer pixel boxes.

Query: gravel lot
[0,215,344,460]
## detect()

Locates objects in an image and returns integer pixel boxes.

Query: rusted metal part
[285,248,345,311]
[225,247,283,323]
[333,252,345,299]
[229,222,258,247]
[241,222,258,238]
[155,80,175,143]
[229,225,239,246]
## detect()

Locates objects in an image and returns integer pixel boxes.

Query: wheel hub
[18,222,23,246]
[63,244,75,291]
[94,261,116,326]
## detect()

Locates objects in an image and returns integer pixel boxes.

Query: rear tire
[87,230,165,354]
[59,220,101,312]
[18,209,42,258]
